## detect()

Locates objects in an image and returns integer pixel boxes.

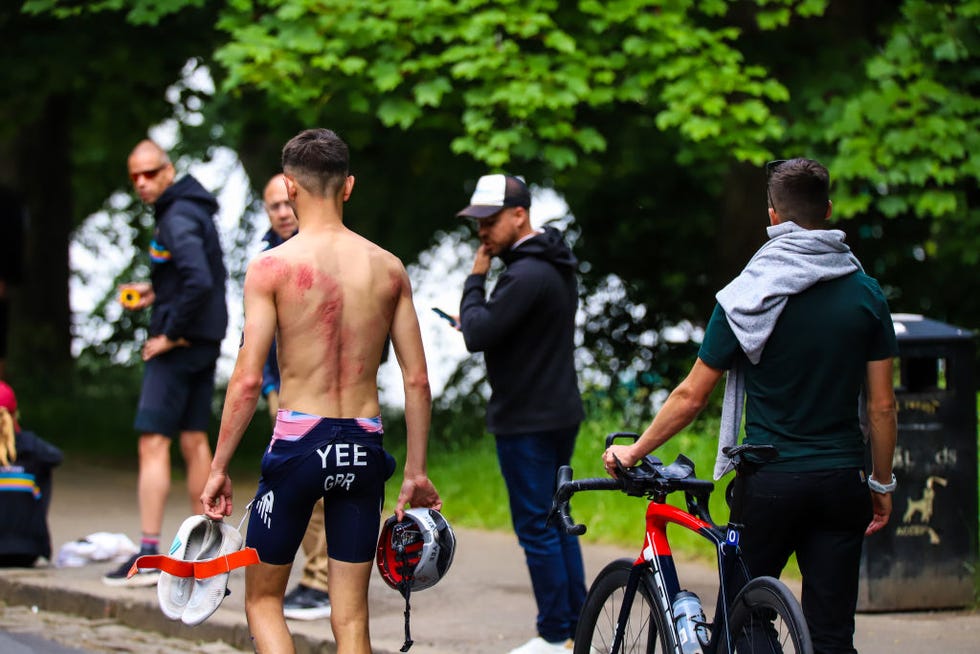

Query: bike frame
[612,499,751,654]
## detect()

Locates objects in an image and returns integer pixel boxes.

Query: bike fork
[611,565,644,654]
[611,558,679,654]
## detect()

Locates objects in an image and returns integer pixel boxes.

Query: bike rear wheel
[574,558,673,654]
[726,576,813,654]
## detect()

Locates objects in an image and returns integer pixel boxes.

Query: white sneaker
[507,637,574,654]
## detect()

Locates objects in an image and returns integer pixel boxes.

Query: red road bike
[549,434,813,654]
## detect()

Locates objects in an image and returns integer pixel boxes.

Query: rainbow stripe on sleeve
[0,471,42,499]
[149,239,173,263]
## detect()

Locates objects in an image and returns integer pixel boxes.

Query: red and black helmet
[376,508,456,594]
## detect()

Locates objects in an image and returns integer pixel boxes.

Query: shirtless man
[201,128,441,654]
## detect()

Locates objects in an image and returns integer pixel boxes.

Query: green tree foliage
[766,0,980,327]
[824,1,979,230]
[204,0,790,170]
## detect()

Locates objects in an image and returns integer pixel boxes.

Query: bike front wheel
[727,576,813,654]
[574,558,673,654]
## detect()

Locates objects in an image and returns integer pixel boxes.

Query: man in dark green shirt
[699,271,896,472]
[604,158,898,654]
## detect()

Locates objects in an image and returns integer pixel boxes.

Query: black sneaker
[283,584,331,620]
[102,552,161,588]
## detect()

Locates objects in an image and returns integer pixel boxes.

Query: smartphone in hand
[431,307,460,329]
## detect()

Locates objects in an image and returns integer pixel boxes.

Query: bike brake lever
[612,455,629,478]
[548,466,587,536]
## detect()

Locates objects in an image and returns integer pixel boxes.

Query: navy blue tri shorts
[246,412,396,565]
[133,341,220,437]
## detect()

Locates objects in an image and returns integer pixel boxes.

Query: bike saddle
[722,443,778,464]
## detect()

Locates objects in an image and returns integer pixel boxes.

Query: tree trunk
[715,161,769,285]
[8,93,74,387]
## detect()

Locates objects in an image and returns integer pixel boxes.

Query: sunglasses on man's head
[129,164,167,184]
[765,159,788,210]
[765,159,788,181]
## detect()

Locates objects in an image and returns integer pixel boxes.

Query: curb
[0,567,334,654]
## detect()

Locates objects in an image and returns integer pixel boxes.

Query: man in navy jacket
[457,174,586,654]
[104,140,228,586]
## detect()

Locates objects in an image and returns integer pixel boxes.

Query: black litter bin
[858,314,977,611]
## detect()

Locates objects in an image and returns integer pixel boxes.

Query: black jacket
[460,226,584,434]
[0,430,62,562]
[149,176,228,343]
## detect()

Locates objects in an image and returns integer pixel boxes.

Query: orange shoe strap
[127,547,260,580]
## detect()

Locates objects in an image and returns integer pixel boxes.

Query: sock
[140,535,160,555]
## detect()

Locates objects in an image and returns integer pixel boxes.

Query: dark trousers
[495,426,587,643]
[737,467,872,654]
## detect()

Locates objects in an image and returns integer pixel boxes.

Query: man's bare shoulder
[245,248,290,286]
[342,230,409,277]
[346,229,402,260]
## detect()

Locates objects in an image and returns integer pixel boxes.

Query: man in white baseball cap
[456,173,532,219]
[456,174,587,654]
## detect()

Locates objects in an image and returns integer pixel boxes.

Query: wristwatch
[868,473,897,494]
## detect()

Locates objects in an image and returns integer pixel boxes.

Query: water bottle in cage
[672,590,709,654]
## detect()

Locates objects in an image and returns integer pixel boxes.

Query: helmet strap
[393,521,415,652]
[399,581,414,652]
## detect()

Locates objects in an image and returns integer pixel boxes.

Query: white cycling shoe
[127,514,257,627]
[157,515,220,620]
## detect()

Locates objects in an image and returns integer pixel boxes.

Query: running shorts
[133,342,220,437]
[246,412,396,564]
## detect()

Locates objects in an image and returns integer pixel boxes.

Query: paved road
[0,459,975,654]
[0,606,245,654]
[1,626,91,654]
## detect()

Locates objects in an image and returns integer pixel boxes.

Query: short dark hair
[281,128,350,197]
[767,158,830,228]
